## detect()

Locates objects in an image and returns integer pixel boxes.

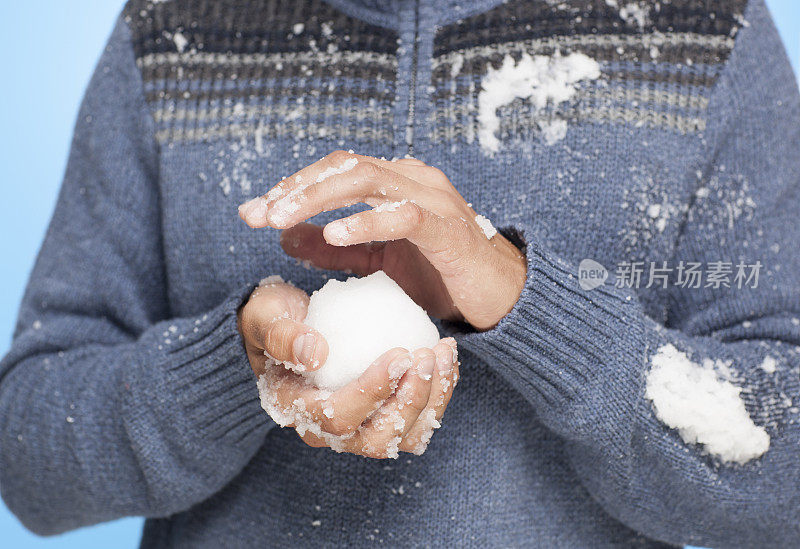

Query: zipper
[405,0,421,158]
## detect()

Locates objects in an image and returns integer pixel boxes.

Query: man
[2,0,798,546]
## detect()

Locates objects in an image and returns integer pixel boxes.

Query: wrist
[472,236,527,331]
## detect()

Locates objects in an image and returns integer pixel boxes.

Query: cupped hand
[239,151,527,330]
[238,278,459,458]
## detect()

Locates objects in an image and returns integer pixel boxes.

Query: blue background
[0,1,797,547]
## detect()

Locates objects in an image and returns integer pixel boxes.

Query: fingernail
[238,197,268,223]
[436,348,453,374]
[293,333,318,368]
[325,220,350,245]
[388,354,413,381]
[416,355,436,380]
[445,338,458,364]
[279,231,301,249]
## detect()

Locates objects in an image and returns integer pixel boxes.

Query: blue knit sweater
[2,0,799,547]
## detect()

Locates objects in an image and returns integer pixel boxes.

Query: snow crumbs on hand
[268,157,358,226]
[474,214,497,239]
[374,199,408,213]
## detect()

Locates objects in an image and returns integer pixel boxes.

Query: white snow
[760,356,777,374]
[478,52,600,152]
[619,3,650,30]
[268,157,358,226]
[645,344,770,464]
[450,53,464,78]
[374,199,408,213]
[172,31,188,53]
[540,119,568,146]
[646,204,661,218]
[259,274,287,287]
[606,0,650,31]
[315,157,358,183]
[302,271,439,391]
[257,371,350,452]
[474,214,497,239]
[411,408,441,455]
[292,23,305,35]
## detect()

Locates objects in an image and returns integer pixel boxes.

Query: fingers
[269,343,458,459]
[240,281,328,370]
[274,160,444,229]
[399,339,459,454]
[280,223,383,277]
[350,349,436,458]
[274,348,413,438]
[393,157,427,166]
[323,348,413,434]
[266,318,329,371]
[239,151,456,230]
[322,202,468,261]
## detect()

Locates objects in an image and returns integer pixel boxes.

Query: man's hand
[237,279,459,458]
[239,151,527,330]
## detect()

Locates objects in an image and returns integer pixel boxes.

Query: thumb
[240,280,329,371]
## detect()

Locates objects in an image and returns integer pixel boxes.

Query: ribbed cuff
[126,284,270,455]
[449,226,648,432]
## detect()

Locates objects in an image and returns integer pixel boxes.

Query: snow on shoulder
[478,52,600,153]
[645,344,770,465]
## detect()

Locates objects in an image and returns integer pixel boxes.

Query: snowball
[645,344,770,464]
[302,271,439,391]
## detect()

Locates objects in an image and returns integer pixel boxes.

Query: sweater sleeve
[452,2,800,547]
[0,16,271,536]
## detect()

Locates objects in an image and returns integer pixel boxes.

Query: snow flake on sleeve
[645,344,770,464]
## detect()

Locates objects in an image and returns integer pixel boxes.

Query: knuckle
[410,388,430,415]
[354,161,382,183]
[300,434,322,448]
[327,150,350,164]
[426,167,449,183]
[400,203,425,231]
[325,417,352,437]
[357,377,387,403]
[265,319,293,355]
[436,189,464,216]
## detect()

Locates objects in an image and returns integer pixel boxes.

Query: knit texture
[1,0,799,547]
